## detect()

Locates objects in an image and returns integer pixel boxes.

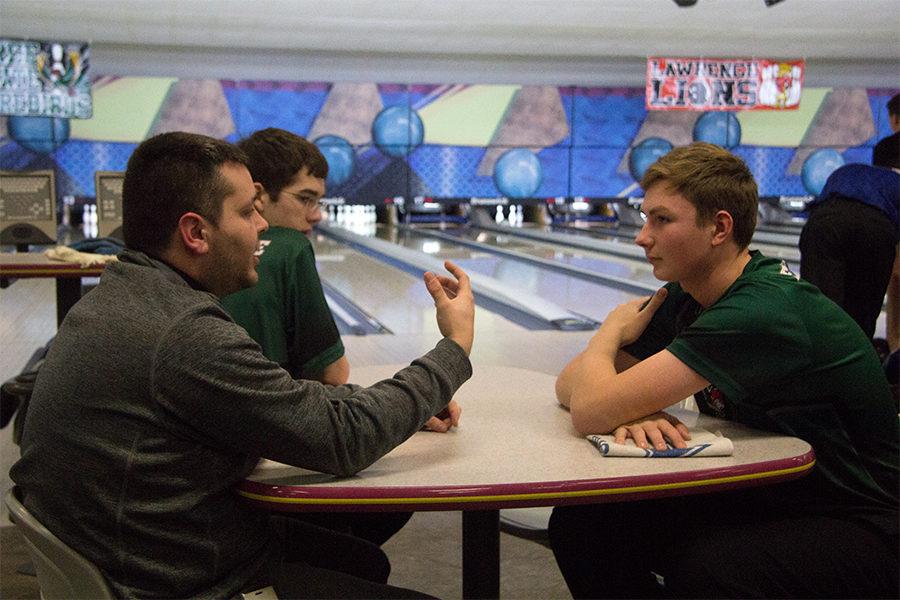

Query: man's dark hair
[873,94,900,169]
[887,93,900,118]
[122,132,249,256]
[236,128,329,201]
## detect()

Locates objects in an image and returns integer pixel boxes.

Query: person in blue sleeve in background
[799,162,899,355]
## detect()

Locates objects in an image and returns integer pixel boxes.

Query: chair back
[499,507,551,547]
[4,486,115,600]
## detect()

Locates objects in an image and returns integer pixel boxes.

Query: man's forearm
[567,328,623,432]
[584,327,622,362]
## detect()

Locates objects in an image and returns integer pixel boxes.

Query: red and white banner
[646,57,804,111]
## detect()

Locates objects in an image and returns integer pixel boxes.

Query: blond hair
[641,142,758,248]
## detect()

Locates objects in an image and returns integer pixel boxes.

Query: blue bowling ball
[8,116,70,154]
[372,105,424,157]
[801,149,845,196]
[629,137,673,182]
[693,112,741,148]
[493,148,543,198]
[313,135,355,187]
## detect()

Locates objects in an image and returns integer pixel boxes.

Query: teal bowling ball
[493,148,543,198]
[313,135,355,187]
[8,116,70,154]
[802,149,845,196]
[629,137,673,182]
[372,106,424,157]
[693,112,741,148]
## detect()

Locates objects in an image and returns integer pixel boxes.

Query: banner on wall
[0,38,92,118]
[646,57,804,111]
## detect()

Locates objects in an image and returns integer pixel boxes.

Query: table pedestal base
[462,509,500,599]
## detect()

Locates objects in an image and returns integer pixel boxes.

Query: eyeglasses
[282,191,325,210]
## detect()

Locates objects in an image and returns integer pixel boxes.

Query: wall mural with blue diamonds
[0,77,896,203]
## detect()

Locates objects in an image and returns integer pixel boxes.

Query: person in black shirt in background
[873,93,900,170]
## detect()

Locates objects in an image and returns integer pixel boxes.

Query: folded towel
[45,246,119,268]
[587,427,733,457]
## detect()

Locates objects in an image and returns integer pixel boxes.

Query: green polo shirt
[625,252,898,538]
[222,226,344,379]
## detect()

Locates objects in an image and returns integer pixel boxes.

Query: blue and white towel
[587,427,733,457]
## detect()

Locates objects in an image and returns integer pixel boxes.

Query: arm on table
[556,350,638,408]
[555,290,709,447]
[158,315,471,477]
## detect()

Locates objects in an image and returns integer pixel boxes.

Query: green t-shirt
[221,227,344,379]
[625,252,898,533]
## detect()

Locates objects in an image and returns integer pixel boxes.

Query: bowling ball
[493,148,543,198]
[629,137,673,182]
[372,105,424,157]
[8,116,70,154]
[692,112,741,148]
[313,135,355,187]
[801,149,845,196]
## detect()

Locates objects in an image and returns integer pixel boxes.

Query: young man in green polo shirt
[221,128,349,386]
[221,129,459,549]
[550,142,898,598]
[223,128,459,431]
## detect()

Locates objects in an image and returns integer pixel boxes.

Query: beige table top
[0,251,106,277]
[239,364,814,511]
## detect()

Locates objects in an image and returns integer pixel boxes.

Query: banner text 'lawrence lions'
[646,57,804,111]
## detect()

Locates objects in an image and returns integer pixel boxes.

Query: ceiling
[2,0,898,85]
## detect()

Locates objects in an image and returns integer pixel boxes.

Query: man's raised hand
[424,260,474,356]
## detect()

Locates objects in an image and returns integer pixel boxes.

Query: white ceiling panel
[1,0,897,85]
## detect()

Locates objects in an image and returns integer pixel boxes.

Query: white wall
[89,44,900,88]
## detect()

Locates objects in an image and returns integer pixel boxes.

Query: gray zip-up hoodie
[11,250,471,599]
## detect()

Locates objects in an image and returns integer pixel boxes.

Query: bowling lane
[748,229,801,248]
[756,223,805,236]
[374,225,642,323]
[445,226,663,288]
[310,231,522,336]
[550,222,801,266]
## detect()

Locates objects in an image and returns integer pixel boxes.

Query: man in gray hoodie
[11,131,474,599]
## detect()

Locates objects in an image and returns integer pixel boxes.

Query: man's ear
[176,212,210,256]
[254,183,270,215]
[710,210,734,246]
